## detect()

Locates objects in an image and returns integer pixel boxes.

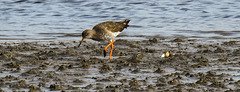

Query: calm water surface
[0,0,240,41]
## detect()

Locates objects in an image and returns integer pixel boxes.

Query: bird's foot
[103,50,107,57]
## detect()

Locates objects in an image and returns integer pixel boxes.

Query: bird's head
[78,29,94,47]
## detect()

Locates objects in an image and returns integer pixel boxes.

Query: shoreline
[0,33,240,43]
[0,36,239,91]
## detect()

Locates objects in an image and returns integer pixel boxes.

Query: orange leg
[109,44,114,60]
[104,39,115,59]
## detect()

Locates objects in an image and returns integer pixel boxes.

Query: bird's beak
[78,37,85,47]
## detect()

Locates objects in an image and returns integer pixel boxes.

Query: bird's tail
[122,19,130,28]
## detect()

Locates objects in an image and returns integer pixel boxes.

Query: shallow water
[0,0,240,41]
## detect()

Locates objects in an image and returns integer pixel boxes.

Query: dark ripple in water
[0,0,240,41]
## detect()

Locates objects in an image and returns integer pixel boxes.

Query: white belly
[111,32,121,37]
[103,32,121,40]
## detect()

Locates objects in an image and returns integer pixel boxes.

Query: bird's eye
[82,32,88,37]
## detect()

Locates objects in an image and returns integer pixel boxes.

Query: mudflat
[0,36,239,91]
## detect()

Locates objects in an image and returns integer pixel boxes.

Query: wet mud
[0,36,239,91]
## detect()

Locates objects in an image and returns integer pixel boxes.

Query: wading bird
[78,19,130,60]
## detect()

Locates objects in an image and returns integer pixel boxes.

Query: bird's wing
[93,21,127,33]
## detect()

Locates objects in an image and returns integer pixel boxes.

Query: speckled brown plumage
[80,19,130,42]
[93,19,130,33]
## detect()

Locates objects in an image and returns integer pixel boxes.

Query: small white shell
[161,51,171,58]
[161,54,165,57]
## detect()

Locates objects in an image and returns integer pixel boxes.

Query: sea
[1,0,240,41]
